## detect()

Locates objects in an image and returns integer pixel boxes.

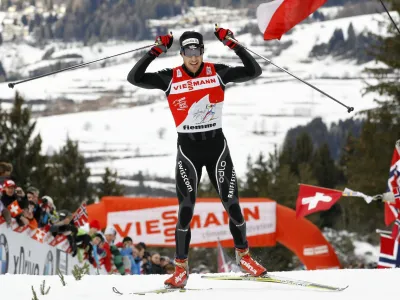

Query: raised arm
[127,34,174,91]
[127,53,172,90]
[213,27,262,84]
[215,47,262,84]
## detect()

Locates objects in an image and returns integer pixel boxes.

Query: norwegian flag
[296,184,343,218]
[377,233,400,268]
[385,140,400,226]
[392,219,400,242]
[73,202,89,227]
[256,0,327,40]
[7,200,23,218]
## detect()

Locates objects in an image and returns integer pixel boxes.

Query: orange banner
[87,197,341,270]
[88,197,277,248]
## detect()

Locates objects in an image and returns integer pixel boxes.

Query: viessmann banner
[90,198,277,247]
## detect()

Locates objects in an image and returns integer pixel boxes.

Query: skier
[127,27,267,288]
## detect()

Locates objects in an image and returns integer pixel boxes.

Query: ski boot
[236,247,267,277]
[164,258,189,288]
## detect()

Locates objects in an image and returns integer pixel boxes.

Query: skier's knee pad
[178,206,194,228]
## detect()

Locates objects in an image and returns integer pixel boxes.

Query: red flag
[377,233,400,268]
[217,240,229,273]
[31,228,48,243]
[385,141,400,225]
[217,239,240,273]
[296,184,343,218]
[256,0,327,40]
[7,200,23,218]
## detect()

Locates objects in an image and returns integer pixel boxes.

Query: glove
[214,25,237,49]
[149,33,173,57]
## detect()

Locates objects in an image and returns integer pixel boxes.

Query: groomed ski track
[1,269,398,299]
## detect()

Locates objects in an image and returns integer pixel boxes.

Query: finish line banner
[90,198,277,247]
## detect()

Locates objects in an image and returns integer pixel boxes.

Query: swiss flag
[296,184,343,218]
[7,200,23,218]
[256,0,327,40]
[31,228,48,243]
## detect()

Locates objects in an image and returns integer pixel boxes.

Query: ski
[201,274,348,292]
[112,286,211,296]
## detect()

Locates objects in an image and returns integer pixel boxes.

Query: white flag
[343,188,374,204]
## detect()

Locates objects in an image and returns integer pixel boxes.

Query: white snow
[0,269,399,299]
[0,10,397,186]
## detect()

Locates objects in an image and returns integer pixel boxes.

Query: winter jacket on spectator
[1,191,25,208]
[109,243,125,275]
[151,263,165,275]
[49,210,78,256]
[0,202,11,226]
[119,247,141,275]
[75,228,94,264]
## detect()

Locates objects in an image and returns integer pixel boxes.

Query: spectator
[0,199,11,227]
[18,201,38,229]
[164,263,175,275]
[39,195,58,227]
[26,187,42,224]
[0,162,13,186]
[141,251,152,274]
[1,180,24,207]
[118,237,141,275]
[104,226,116,245]
[49,209,78,256]
[150,252,165,274]
[1,180,26,226]
[91,233,111,272]
[160,256,171,268]
[89,220,101,237]
[103,226,125,275]
[75,227,95,264]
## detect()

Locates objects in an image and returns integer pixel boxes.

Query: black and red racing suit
[127,45,262,258]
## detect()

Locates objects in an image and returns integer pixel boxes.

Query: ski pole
[378,0,400,35]
[8,42,158,89]
[217,24,355,113]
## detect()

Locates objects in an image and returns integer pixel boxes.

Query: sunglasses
[181,46,204,57]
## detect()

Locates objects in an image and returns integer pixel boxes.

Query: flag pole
[376,229,392,235]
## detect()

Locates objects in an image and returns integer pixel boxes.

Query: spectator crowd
[0,161,182,275]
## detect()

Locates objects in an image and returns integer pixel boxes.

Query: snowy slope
[1,269,398,299]
[0,11,395,187]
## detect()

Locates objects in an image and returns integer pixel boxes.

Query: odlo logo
[218,161,226,183]
[178,161,193,193]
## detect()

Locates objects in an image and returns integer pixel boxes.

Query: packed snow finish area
[1,269,398,299]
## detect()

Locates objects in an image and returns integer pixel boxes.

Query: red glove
[214,26,237,49]
[150,33,173,57]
